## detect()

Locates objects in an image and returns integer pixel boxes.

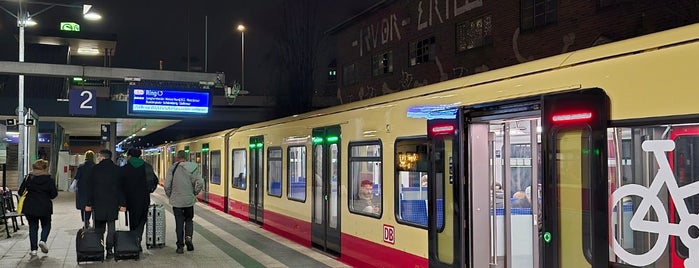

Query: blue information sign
[69,89,97,115]
[128,88,210,116]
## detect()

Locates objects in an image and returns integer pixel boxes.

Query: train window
[288,146,306,202]
[267,147,282,197]
[608,124,699,267]
[210,150,221,185]
[372,50,393,76]
[394,137,429,227]
[348,141,383,217]
[232,149,247,190]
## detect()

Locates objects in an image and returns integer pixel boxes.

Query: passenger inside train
[353,179,380,215]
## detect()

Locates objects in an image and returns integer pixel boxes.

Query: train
[143,23,699,267]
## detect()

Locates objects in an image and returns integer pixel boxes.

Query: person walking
[18,159,58,256]
[74,150,96,226]
[120,148,158,251]
[85,149,126,259]
[164,150,203,254]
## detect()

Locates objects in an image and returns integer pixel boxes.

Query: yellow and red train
[145,23,699,267]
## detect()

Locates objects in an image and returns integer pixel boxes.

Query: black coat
[18,174,58,217]
[86,159,125,221]
[121,161,150,228]
[74,161,95,210]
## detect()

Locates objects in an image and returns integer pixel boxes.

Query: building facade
[327,0,699,104]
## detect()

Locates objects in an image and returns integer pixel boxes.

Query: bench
[1,192,24,238]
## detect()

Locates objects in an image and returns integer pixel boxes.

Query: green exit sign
[60,22,80,32]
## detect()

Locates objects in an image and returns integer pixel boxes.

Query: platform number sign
[383,224,395,244]
[69,89,96,115]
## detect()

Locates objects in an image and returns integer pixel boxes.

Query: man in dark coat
[74,150,96,226]
[85,149,126,259]
[121,148,158,250]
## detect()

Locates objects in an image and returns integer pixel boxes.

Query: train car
[147,23,699,267]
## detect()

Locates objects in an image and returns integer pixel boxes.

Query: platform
[0,188,349,268]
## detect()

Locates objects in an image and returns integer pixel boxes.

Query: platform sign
[128,87,210,116]
[69,89,97,115]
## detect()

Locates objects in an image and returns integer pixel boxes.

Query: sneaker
[29,250,37,256]
[38,241,48,253]
[185,236,194,251]
[176,247,184,254]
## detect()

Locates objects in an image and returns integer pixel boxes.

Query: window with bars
[521,0,556,30]
[409,37,435,66]
[456,15,493,52]
[372,51,393,76]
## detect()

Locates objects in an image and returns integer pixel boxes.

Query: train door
[541,90,608,268]
[200,144,210,203]
[249,136,264,224]
[311,126,341,255]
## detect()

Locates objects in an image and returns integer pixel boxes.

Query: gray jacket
[164,161,203,208]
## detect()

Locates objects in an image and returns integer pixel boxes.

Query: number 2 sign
[69,89,96,115]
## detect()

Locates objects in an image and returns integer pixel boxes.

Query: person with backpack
[164,150,203,254]
[120,148,158,252]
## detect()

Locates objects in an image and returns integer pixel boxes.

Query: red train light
[430,124,455,136]
[551,112,593,123]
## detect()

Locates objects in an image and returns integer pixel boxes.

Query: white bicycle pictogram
[611,140,699,267]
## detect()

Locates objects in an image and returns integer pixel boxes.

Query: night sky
[0,0,379,96]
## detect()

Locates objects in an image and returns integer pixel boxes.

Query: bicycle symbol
[611,140,699,267]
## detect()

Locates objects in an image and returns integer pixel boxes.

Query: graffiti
[452,67,467,78]
[513,27,534,63]
[400,70,414,90]
[562,33,575,53]
[435,56,449,81]
[418,0,483,30]
[359,14,402,56]
[358,85,378,100]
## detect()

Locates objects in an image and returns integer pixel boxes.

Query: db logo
[383,224,395,244]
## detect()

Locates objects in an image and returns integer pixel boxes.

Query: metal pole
[241,30,244,91]
[205,15,208,73]
[18,1,27,185]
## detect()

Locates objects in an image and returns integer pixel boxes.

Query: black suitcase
[114,212,140,261]
[114,230,140,261]
[76,226,104,263]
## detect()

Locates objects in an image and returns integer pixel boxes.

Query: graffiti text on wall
[417,0,484,31]
[360,14,402,57]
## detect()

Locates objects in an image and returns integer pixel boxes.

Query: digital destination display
[129,88,210,116]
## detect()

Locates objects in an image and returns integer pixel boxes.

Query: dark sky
[0,1,380,95]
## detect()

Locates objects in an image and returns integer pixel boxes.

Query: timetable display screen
[128,87,210,116]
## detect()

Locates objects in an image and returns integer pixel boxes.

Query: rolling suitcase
[146,203,166,248]
[113,212,140,261]
[76,217,104,263]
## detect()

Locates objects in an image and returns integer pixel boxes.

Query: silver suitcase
[146,203,166,248]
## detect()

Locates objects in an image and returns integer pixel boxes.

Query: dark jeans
[173,206,194,248]
[26,215,51,251]
[94,220,115,252]
[129,209,147,244]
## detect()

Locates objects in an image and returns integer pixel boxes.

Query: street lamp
[0,1,101,183]
[237,24,245,92]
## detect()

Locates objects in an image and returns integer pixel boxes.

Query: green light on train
[582,149,590,155]
[202,148,209,152]
[249,144,255,148]
[312,137,323,144]
[594,148,600,156]
[256,143,264,148]
[543,232,552,243]
[326,136,339,143]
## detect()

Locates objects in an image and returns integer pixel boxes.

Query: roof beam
[0,61,224,84]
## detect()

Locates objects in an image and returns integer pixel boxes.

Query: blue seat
[400,200,427,226]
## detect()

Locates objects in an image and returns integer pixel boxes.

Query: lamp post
[237,24,245,92]
[0,1,101,183]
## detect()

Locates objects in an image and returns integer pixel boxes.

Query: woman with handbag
[18,159,58,256]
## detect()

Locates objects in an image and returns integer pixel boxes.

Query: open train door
[541,89,609,268]
[311,126,342,255]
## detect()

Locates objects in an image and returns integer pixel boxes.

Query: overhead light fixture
[77,48,100,55]
[82,5,102,20]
